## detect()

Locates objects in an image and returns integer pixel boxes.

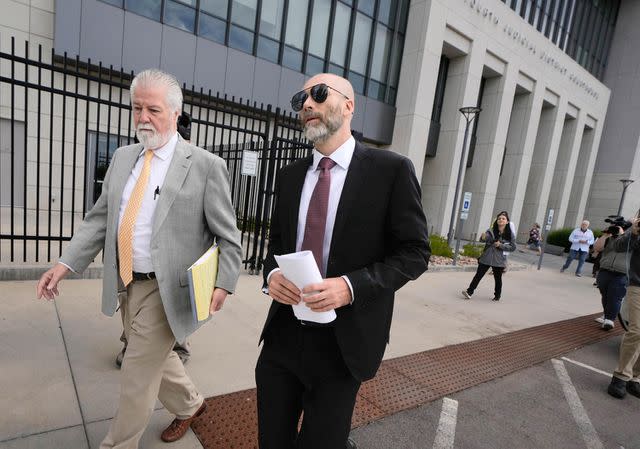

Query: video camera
[177,111,191,141]
[604,215,633,236]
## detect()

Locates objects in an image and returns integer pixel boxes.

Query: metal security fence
[0,37,312,273]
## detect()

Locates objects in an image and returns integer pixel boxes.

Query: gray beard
[303,108,344,144]
[136,127,170,149]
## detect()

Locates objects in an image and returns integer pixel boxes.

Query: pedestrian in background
[560,220,595,276]
[527,222,542,255]
[462,211,516,302]
[593,226,627,330]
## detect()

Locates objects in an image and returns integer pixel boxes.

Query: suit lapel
[287,156,313,251]
[152,140,192,237]
[329,143,369,256]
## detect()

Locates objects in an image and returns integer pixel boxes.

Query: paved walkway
[0,248,606,448]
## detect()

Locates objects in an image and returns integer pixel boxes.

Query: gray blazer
[478,229,516,268]
[60,138,243,343]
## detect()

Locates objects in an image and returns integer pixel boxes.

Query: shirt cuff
[262,268,281,295]
[342,275,355,304]
[58,261,77,274]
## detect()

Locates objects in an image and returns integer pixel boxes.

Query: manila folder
[187,243,219,322]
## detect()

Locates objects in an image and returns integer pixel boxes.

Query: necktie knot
[318,157,336,174]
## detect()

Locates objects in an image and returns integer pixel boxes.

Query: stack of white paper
[274,251,337,324]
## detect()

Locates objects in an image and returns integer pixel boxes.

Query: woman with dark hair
[462,211,516,301]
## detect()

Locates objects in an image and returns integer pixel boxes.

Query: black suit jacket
[261,142,431,381]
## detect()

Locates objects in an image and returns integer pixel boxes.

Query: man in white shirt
[561,220,595,276]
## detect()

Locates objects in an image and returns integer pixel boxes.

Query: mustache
[300,111,323,123]
[136,124,157,132]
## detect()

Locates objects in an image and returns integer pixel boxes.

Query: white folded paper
[274,250,337,324]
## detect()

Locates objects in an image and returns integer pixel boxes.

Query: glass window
[231,0,257,29]
[349,13,372,75]
[201,0,228,19]
[164,1,196,33]
[282,46,303,71]
[328,64,344,76]
[377,0,396,26]
[257,36,279,62]
[101,0,124,7]
[259,0,285,40]
[284,0,309,49]
[329,2,351,66]
[367,79,385,101]
[370,25,391,82]
[398,0,410,32]
[125,0,161,21]
[349,71,365,94]
[308,0,331,58]
[199,12,226,43]
[357,0,375,16]
[229,25,254,53]
[306,54,325,75]
[388,34,403,88]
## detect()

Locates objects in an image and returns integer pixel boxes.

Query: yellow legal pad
[187,243,219,322]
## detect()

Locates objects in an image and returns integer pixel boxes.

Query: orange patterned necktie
[118,149,153,286]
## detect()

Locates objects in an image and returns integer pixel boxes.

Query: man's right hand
[267,271,301,305]
[632,218,640,236]
[36,263,70,301]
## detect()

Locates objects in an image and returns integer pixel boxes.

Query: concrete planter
[544,244,567,256]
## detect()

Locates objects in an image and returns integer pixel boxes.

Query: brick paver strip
[191,313,622,448]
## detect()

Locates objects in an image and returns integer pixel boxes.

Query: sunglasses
[290,83,350,112]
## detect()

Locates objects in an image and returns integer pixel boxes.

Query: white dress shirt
[568,227,595,252]
[117,132,178,273]
[267,136,356,300]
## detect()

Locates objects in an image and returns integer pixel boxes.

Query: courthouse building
[0,0,638,263]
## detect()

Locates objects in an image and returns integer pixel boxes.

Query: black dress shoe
[627,381,640,398]
[608,376,627,399]
[346,437,357,449]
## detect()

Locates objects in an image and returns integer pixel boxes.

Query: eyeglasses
[290,83,350,112]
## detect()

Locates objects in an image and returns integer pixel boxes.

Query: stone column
[420,38,486,236]
[391,0,446,181]
[547,108,586,228]
[461,63,518,238]
[520,95,568,231]
[494,79,545,237]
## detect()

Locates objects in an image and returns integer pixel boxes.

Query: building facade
[1,0,636,264]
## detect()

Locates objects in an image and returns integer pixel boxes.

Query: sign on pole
[241,150,259,177]
[545,209,554,231]
[454,192,472,266]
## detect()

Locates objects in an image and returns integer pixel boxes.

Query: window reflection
[199,12,226,43]
[330,2,351,67]
[164,0,196,33]
[232,0,257,29]
[201,0,227,18]
[229,25,254,53]
[125,0,161,21]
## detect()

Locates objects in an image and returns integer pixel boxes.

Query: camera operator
[592,216,631,331]
[607,213,640,399]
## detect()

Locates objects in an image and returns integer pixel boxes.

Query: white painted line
[432,397,458,449]
[561,357,611,378]
[552,359,604,449]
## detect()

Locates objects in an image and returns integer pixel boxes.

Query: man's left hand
[302,277,352,312]
[209,288,228,315]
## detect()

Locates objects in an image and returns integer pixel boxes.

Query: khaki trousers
[100,279,203,449]
[614,285,640,382]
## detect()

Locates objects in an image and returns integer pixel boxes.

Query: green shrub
[429,234,453,258]
[462,242,484,259]
[546,228,573,250]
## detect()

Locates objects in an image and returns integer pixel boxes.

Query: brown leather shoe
[160,402,206,443]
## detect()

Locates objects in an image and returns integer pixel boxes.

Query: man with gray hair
[36,69,242,448]
[560,220,595,276]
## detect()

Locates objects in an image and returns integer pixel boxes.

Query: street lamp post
[617,179,634,216]
[447,106,482,246]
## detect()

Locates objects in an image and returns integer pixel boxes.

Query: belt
[299,320,335,328]
[132,271,156,281]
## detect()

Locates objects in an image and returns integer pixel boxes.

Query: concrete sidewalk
[0,249,604,449]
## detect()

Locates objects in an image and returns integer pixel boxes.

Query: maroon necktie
[301,157,337,276]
